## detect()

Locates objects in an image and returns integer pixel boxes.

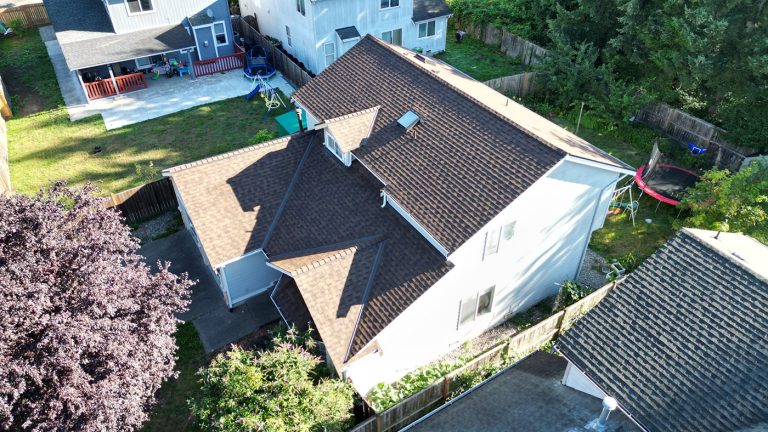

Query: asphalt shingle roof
[45,0,195,70]
[293,36,567,252]
[412,0,452,22]
[558,229,768,432]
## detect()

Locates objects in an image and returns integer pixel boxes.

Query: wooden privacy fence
[234,16,313,88]
[0,108,9,196]
[102,178,178,224]
[635,102,757,171]
[349,279,621,432]
[0,3,50,28]
[484,72,537,97]
[454,18,548,65]
[192,52,246,77]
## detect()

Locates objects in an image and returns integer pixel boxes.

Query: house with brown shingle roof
[164,35,634,394]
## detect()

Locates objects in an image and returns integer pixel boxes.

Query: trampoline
[635,164,699,206]
[243,64,276,79]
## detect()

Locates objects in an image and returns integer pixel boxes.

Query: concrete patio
[140,229,281,353]
[41,25,295,130]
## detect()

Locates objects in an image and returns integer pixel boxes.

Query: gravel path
[577,248,611,289]
[132,211,181,244]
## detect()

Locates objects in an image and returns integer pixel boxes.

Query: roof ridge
[273,235,384,275]
[163,131,314,174]
[325,105,381,124]
[344,240,386,362]
[680,228,768,285]
[261,133,321,250]
[364,36,567,159]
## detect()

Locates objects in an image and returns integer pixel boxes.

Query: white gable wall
[240,0,448,74]
[345,160,623,394]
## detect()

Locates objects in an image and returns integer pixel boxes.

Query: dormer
[321,106,380,166]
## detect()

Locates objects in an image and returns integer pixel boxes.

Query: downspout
[575,174,626,278]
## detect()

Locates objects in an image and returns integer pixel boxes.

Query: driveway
[140,230,281,352]
[404,352,640,432]
[40,25,295,130]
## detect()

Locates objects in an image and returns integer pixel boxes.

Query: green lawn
[143,323,207,432]
[2,31,290,196]
[434,24,530,82]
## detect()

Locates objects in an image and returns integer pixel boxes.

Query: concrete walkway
[40,25,296,130]
[140,230,281,353]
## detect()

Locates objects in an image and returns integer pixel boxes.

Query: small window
[125,0,153,14]
[381,28,402,46]
[214,22,227,46]
[458,295,477,327]
[324,42,336,67]
[380,0,399,9]
[418,20,436,38]
[325,133,344,161]
[477,286,495,316]
[502,222,516,241]
[286,26,292,47]
[296,0,306,15]
[484,227,501,259]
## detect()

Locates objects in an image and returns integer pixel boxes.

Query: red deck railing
[82,72,147,100]
[193,52,246,77]
[115,72,148,94]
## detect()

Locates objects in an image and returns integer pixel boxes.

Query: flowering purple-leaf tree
[0,182,192,431]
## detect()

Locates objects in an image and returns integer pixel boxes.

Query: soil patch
[2,66,48,116]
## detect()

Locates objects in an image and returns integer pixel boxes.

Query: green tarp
[275,109,308,136]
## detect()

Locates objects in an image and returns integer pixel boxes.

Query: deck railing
[192,52,246,77]
[82,72,147,100]
[115,72,148,94]
[83,79,117,100]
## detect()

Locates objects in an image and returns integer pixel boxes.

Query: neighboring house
[558,228,768,432]
[238,0,451,74]
[164,35,633,394]
[44,0,236,100]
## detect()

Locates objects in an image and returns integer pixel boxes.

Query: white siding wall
[106,0,229,33]
[240,0,448,74]
[345,161,622,394]
[562,361,606,399]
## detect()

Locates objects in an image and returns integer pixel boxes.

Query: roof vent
[397,110,420,131]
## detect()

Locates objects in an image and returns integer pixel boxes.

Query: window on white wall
[324,42,336,66]
[286,26,293,47]
[125,0,153,14]
[296,0,306,15]
[458,286,496,328]
[380,0,400,9]
[418,20,436,38]
[484,226,501,259]
[213,22,227,46]
[502,222,516,241]
[325,133,344,162]
[381,28,403,46]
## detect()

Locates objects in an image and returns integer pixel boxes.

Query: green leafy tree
[189,327,354,432]
[680,160,768,243]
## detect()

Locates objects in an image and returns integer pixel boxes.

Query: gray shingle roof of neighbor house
[293,35,631,254]
[557,228,768,432]
[412,0,452,22]
[44,0,196,70]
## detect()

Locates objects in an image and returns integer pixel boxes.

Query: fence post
[441,375,450,401]
[375,414,382,432]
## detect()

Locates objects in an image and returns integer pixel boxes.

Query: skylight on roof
[398,110,420,130]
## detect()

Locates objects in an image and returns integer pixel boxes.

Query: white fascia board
[385,193,449,257]
[265,261,293,276]
[216,248,264,269]
[564,155,636,176]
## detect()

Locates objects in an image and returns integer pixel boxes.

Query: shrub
[135,161,159,183]
[679,160,768,243]
[189,326,354,432]
[553,280,591,311]
[248,129,276,146]
[367,361,460,411]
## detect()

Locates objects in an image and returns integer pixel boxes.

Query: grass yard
[434,24,530,82]
[143,323,207,432]
[1,31,290,196]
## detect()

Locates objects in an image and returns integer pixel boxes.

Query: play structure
[634,142,700,207]
[242,46,284,111]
